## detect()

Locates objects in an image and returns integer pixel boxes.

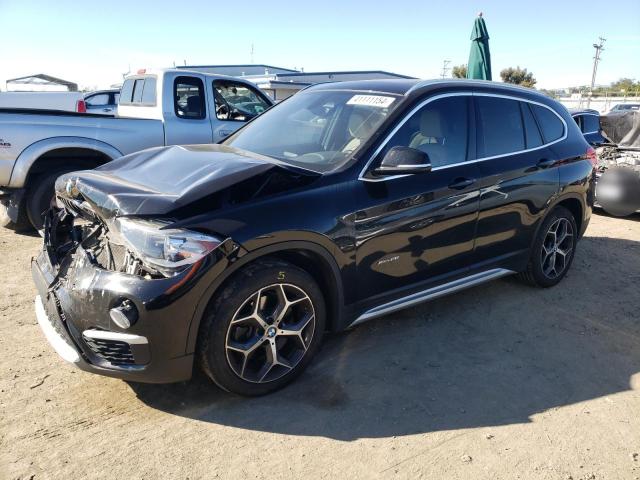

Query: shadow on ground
[129,235,640,440]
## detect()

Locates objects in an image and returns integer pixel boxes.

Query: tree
[500,66,537,88]
[452,64,467,79]
[610,78,640,94]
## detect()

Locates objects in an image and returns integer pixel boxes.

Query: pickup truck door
[164,76,215,146]
[208,79,273,142]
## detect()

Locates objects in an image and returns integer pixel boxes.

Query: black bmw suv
[32,79,596,395]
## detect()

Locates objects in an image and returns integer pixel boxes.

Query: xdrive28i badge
[0,138,11,148]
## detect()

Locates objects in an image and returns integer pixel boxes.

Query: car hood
[56,144,318,220]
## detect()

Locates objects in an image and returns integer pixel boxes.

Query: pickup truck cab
[0,69,273,231]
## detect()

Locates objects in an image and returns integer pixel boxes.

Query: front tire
[198,259,326,396]
[519,206,578,288]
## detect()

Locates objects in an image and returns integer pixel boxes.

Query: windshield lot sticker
[347,95,395,108]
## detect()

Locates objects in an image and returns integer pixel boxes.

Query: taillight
[76,100,87,113]
[586,146,598,168]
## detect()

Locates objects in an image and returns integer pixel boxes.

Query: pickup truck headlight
[111,218,222,276]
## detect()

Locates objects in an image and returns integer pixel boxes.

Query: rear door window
[174,77,205,120]
[476,96,525,157]
[521,102,543,149]
[531,104,564,143]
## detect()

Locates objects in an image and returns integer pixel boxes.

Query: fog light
[109,299,138,329]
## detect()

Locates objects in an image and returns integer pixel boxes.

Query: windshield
[223,90,401,172]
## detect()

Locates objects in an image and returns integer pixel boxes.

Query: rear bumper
[31,246,196,384]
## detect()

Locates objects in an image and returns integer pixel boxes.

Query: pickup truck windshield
[223,90,401,172]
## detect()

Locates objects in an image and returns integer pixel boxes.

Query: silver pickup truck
[0,68,273,230]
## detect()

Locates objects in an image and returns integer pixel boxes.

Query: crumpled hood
[56,144,310,219]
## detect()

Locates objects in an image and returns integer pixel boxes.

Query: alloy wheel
[540,217,574,279]
[225,283,315,383]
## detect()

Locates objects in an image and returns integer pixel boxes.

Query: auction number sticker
[347,95,395,108]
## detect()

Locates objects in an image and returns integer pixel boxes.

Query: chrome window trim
[358,91,568,183]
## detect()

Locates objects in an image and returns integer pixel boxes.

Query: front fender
[185,238,345,355]
[9,136,122,188]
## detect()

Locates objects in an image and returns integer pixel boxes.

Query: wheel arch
[9,137,121,188]
[186,240,345,355]
[554,196,584,235]
[530,193,586,252]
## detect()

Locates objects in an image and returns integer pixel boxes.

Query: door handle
[448,177,476,190]
[537,158,556,169]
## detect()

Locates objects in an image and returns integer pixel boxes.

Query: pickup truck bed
[0,68,273,231]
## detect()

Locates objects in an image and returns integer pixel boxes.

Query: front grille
[83,336,136,366]
[93,240,128,271]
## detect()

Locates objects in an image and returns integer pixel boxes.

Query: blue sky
[1,0,638,90]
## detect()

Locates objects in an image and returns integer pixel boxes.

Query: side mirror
[374,146,432,176]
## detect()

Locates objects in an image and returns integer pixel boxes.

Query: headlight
[110,217,222,276]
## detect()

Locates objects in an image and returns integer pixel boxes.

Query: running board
[350,268,516,328]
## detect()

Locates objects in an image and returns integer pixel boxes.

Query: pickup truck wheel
[198,258,326,396]
[25,171,65,232]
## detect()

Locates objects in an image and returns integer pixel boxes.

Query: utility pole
[587,36,605,108]
[441,60,451,79]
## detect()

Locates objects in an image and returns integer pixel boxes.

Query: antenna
[587,37,605,108]
[441,60,451,79]
[250,43,255,64]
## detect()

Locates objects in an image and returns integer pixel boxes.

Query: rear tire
[198,258,326,396]
[519,206,578,288]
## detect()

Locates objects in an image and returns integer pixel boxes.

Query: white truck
[0,92,87,113]
[0,69,273,230]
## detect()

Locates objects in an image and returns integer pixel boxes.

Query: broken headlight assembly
[110,217,222,277]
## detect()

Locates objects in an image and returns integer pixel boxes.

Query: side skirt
[349,268,515,328]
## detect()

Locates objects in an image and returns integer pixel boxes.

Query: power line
[441,60,451,79]
[587,36,606,108]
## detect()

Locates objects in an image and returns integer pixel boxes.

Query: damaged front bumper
[31,209,235,383]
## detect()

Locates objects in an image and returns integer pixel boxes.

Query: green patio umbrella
[466,13,492,80]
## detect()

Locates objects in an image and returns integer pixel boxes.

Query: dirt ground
[1,212,639,480]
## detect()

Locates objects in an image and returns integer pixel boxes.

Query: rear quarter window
[141,78,157,105]
[120,80,134,104]
[531,104,564,143]
[132,80,144,103]
[119,77,157,106]
[521,102,543,149]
